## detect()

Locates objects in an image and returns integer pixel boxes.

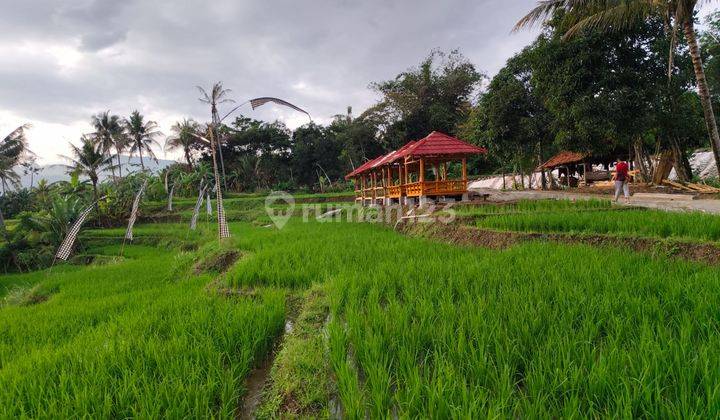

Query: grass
[257,285,334,418]
[222,218,720,417]
[476,208,720,242]
[0,233,286,417]
[453,198,613,216]
[4,194,720,417]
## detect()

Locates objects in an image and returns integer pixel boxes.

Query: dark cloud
[0,0,543,162]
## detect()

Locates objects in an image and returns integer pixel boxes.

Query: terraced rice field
[2,197,720,417]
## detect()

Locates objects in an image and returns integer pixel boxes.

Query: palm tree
[91,111,125,178]
[0,124,31,238]
[125,110,162,171]
[20,156,42,188]
[197,82,234,187]
[165,118,199,168]
[61,135,115,203]
[516,0,720,175]
[0,124,31,194]
[34,178,52,210]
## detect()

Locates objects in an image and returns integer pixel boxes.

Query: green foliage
[0,188,34,218]
[0,241,286,418]
[453,198,613,216]
[0,125,31,193]
[365,50,483,149]
[258,286,334,418]
[465,15,706,175]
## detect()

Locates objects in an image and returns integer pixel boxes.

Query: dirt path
[470,188,720,214]
[400,222,720,266]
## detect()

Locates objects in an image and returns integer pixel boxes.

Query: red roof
[399,131,487,158]
[345,153,387,179]
[538,151,588,169]
[370,141,416,169]
[344,132,486,179]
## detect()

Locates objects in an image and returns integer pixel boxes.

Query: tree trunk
[683,19,720,176]
[633,139,652,182]
[116,153,123,178]
[651,150,674,185]
[140,149,145,170]
[537,143,547,190]
[185,147,193,169]
[670,137,692,181]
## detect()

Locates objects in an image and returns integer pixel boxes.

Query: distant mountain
[16,156,178,188]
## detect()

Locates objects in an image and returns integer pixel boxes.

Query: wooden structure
[538,151,591,187]
[346,131,487,205]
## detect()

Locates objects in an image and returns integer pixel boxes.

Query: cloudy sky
[1,1,714,165]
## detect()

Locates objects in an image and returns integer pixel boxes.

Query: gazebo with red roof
[345,131,487,205]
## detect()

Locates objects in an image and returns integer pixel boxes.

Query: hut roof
[538,151,589,169]
[344,131,486,179]
[399,131,487,158]
[345,154,387,179]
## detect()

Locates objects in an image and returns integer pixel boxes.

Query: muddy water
[239,319,294,419]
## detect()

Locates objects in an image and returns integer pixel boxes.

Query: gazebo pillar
[419,157,428,207]
[462,157,469,202]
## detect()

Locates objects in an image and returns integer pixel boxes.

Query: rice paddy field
[2,195,720,417]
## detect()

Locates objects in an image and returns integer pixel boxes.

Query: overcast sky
[1,1,715,165]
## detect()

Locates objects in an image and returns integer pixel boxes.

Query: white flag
[125,180,148,241]
[167,184,175,211]
[190,185,206,230]
[55,196,106,261]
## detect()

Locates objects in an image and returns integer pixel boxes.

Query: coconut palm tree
[125,110,162,171]
[197,82,234,187]
[516,0,720,175]
[0,124,31,194]
[61,135,115,203]
[165,118,199,168]
[0,124,31,237]
[91,111,125,178]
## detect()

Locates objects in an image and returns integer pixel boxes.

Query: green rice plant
[476,208,720,241]
[224,218,720,417]
[452,198,613,217]
[0,242,286,418]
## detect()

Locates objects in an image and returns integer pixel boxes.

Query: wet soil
[401,222,720,266]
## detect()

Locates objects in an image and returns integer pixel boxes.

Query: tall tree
[221,116,292,190]
[0,124,31,238]
[367,50,484,148]
[0,125,31,194]
[125,110,162,170]
[61,136,115,203]
[197,82,234,188]
[166,118,199,168]
[517,0,720,176]
[291,122,344,187]
[461,46,551,180]
[91,111,125,178]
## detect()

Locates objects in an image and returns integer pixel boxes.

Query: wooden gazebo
[346,131,487,205]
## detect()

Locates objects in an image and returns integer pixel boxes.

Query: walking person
[613,157,630,203]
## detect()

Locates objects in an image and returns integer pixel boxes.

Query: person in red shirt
[613,158,630,202]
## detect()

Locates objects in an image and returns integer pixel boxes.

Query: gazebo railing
[354,180,468,200]
[405,180,467,197]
